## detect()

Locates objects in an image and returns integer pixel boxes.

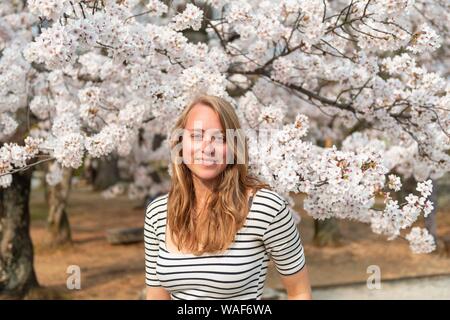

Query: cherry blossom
[1,0,448,253]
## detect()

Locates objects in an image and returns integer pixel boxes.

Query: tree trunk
[93,154,120,191]
[396,177,442,252]
[398,176,438,239]
[424,179,438,241]
[313,137,342,246]
[313,218,342,246]
[0,170,39,299]
[47,167,73,246]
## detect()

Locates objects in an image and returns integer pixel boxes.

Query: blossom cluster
[1,0,448,254]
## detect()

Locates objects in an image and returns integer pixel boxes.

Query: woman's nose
[201,137,215,155]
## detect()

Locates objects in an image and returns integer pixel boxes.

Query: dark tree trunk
[396,177,442,252]
[397,176,416,200]
[0,170,39,299]
[398,177,438,240]
[313,137,342,246]
[313,218,341,246]
[424,179,438,241]
[47,167,73,246]
[93,154,120,191]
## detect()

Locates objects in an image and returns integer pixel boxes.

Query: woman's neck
[192,175,216,210]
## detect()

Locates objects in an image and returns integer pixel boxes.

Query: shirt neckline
[162,189,262,256]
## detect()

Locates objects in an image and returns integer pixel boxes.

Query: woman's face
[182,103,229,181]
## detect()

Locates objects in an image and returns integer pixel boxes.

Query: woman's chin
[191,166,223,180]
[194,170,220,180]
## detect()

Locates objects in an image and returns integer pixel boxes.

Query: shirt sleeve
[262,201,306,276]
[144,204,161,287]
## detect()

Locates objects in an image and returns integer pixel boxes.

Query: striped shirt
[144,188,306,300]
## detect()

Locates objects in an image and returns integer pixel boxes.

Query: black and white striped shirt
[144,188,306,300]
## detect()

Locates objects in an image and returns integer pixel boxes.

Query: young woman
[144,95,312,300]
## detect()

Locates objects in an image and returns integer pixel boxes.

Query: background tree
[0,0,448,298]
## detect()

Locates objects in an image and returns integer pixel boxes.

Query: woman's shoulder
[145,192,169,222]
[253,188,289,219]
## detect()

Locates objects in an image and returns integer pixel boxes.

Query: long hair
[168,94,270,255]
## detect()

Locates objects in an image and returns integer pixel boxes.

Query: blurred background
[1,0,449,300]
[26,165,450,300]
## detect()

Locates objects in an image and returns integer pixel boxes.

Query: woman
[144,94,312,300]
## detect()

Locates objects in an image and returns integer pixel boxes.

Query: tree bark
[47,167,73,246]
[424,179,438,241]
[313,137,342,247]
[93,154,120,191]
[398,176,438,238]
[0,170,39,299]
[397,177,441,251]
[313,218,342,247]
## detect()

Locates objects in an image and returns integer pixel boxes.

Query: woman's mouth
[195,158,217,165]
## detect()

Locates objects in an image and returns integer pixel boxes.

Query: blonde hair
[168,94,270,255]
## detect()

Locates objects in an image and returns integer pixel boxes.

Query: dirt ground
[28,186,450,299]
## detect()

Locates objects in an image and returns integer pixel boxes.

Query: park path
[263,274,450,299]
